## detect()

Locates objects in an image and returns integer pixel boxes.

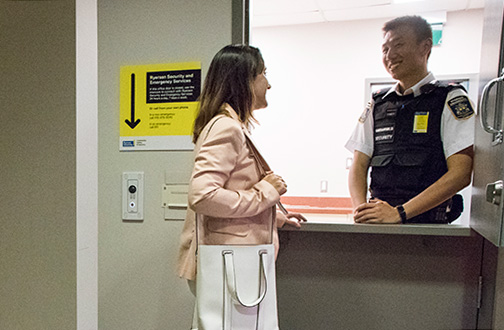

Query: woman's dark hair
[192,44,265,143]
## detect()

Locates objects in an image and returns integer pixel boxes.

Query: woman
[177,44,305,281]
[176,45,304,328]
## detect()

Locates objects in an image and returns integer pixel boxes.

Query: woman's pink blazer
[176,105,280,281]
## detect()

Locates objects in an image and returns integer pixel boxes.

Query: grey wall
[97,1,233,329]
[0,1,77,329]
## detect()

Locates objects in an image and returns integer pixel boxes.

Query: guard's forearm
[348,151,371,209]
[349,171,368,209]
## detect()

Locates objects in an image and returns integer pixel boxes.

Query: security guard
[345,15,475,224]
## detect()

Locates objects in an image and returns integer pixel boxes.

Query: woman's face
[251,66,271,111]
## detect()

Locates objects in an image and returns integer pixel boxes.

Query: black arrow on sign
[125,73,140,129]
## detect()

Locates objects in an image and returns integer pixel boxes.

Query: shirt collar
[383,72,436,98]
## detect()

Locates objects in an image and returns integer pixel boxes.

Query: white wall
[251,9,484,199]
[77,0,98,329]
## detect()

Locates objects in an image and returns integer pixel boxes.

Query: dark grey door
[471,0,504,246]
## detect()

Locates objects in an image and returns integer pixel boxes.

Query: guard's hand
[263,172,287,195]
[353,199,401,224]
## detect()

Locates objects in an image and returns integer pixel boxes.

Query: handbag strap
[195,114,225,247]
[202,114,225,141]
[245,135,289,214]
[244,134,270,176]
[223,249,268,307]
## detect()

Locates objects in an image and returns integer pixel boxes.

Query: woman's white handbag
[194,128,280,330]
[196,242,279,330]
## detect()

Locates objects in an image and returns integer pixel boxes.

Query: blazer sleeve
[188,117,280,218]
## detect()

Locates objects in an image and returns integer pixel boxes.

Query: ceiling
[251,0,485,27]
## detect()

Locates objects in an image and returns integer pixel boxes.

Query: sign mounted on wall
[119,62,201,151]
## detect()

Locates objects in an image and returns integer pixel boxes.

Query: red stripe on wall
[280,196,353,214]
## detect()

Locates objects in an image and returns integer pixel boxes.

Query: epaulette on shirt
[420,80,467,94]
[372,88,389,101]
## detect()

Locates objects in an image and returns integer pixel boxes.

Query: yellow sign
[119,62,201,150]
[413,112,429,133]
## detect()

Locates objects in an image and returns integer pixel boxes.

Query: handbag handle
[223,249,268,307]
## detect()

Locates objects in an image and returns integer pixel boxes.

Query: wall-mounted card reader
[123,172,144,221]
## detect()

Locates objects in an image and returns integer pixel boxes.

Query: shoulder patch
[447,95,474,120]
[358,101,372,123]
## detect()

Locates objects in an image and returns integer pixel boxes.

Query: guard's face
[252,67,271,111]
[381,25,430,84]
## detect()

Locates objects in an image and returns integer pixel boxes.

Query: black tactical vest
[369,82,464,206]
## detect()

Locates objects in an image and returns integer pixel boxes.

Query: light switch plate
[162,184,188,220]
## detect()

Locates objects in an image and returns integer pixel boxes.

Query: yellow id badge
[413,112,429,133]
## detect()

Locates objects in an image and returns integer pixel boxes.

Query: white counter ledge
[280,213,474,237]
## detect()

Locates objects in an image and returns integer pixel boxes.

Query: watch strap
[396,205,407,223]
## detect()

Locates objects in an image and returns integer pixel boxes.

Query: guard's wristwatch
[396,205,407,224]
